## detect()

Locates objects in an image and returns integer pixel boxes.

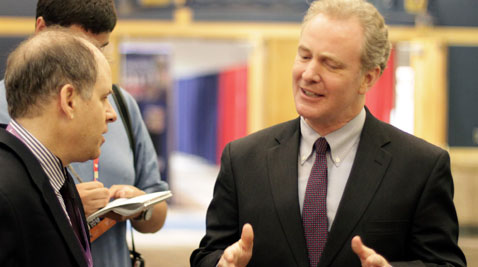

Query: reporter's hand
[76,181,110,218]
[218,223,254,267]
[109,184,145,199]
[351,236,391,267]
[105,185,146,222]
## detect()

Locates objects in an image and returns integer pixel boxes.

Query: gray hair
[303,0,391,74]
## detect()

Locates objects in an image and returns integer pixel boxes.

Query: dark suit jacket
[0,126,89,267]
[191,110,466,267]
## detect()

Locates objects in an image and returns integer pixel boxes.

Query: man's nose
[302,62,321,83]
[106,100,117,123]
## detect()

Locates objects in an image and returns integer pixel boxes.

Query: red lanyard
[93,158,99,181]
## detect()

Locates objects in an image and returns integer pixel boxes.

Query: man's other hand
[352,235,392,267]
[218,223,254,267]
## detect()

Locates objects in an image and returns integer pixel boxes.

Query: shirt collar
[7,120,66,193]
[299,108,366,167]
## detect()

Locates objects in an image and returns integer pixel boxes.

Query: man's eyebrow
[100,42,109,48]
[297,45,309,52]
[319,52,343,63]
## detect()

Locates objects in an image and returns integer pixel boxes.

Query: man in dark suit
[0,29,117,266]
[191,0,466,266]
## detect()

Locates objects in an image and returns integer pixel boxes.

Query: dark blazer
[0,127,89,267]
[191,110,466,267]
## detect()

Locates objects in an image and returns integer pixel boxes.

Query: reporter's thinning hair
[5,29,98,119]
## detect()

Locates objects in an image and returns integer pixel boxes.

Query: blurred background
[2,0,478,266]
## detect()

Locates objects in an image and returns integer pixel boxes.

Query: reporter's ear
[59,84,77,120]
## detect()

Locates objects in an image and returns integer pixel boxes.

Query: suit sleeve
[190,143,241,267]
[0,189,20,266]
[390,151,466,267]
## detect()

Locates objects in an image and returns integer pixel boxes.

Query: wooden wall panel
[410,38,448,147]
[262,38,298,128]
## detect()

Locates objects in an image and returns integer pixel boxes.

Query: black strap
[130,223,137,254]
[111,84,140,256]
[111,84,135,160]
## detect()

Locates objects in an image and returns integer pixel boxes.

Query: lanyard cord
[67,165,83,183]
[93,158,99,181]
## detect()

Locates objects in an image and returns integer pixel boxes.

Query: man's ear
[35,17,47,34]
[359,66,381,95]
[59,84,77,120]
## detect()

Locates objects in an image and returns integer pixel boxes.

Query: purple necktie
[302,137,328,267]
[60,173,93,267]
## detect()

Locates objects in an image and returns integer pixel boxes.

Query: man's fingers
[217,253,231,267]
[219,245,240,267]
[223,246,235,262]
[365,254,388,266]
[351,235,375,260]
[109,185,144,199]
[76,181,104,190]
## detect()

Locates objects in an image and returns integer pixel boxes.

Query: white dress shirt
[298,108,365,230]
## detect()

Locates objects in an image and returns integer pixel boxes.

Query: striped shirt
[6,120,71,223]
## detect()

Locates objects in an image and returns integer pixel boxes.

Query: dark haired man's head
[36,0,117,35]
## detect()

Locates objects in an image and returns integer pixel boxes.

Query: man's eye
[328,64,339,69]
[326,61,341,70]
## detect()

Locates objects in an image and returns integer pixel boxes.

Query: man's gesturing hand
[352,236,391,267]
[218,223,254,267]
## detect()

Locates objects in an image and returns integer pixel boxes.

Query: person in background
[190,0,466,266]
[0,29,116,267]
[0,1,169,266]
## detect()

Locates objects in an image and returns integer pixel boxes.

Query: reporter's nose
[105,100,117,123]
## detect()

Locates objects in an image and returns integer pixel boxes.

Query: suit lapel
[267,118,309,267]
[36,174,88,267]
[320,111,392,267]
[0,130,87,267]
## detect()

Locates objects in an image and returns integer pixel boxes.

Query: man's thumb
[240,223,254,250]
[351,235,374,259]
